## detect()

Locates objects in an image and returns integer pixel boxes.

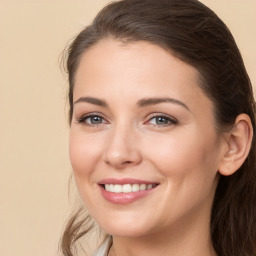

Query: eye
[78,114,108,125]
[146,114,178,126]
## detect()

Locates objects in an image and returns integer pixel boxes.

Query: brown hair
[61,0,256,255]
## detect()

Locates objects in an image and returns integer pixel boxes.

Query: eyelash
[77,113,108,126]
[145,114,178,127]
[77,113,178,127]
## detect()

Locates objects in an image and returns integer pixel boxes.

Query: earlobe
[218,114,253,176]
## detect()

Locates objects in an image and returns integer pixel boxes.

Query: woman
[61,0,256,255]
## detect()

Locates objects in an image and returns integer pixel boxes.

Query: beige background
[0,1,255,256]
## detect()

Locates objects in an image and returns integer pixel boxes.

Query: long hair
[61,0,256,255]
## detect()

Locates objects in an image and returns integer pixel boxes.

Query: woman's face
[69,40,225,238]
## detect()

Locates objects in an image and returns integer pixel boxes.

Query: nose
[103,124,142,169]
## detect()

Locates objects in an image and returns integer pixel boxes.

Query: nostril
[121,161,132,165]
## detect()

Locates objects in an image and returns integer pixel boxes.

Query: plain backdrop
[0,1,255,256]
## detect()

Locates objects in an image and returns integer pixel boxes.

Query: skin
[69,39,231,256]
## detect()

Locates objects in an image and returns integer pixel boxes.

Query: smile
[98,179,159,204]
[104,183,157,193]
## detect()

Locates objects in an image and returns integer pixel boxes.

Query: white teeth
[147,184,153,190]
[110,184,114,192]
[140,184,146,191]
[104,183,156,193]
[122,184,132,193]
[114,184,122,193]
[132,184,140,192]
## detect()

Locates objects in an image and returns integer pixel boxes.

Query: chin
[106,226,150,238]
[96,214,153,238]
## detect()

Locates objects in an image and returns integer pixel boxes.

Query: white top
[92,236,112,256]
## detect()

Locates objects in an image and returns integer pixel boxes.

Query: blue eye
[147,115,177,126]
[78,115,106,125]
[88,116,103,124]
[154,116,169,125]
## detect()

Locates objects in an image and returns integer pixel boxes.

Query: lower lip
[99,185,156,204]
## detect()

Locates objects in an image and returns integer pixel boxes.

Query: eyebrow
[73,97,108,107]
[73,96,190,111]
[137,97,190,111]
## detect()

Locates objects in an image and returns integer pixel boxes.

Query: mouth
[100,183,158,193]
[98,178,159,204]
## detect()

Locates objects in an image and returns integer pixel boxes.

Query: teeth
[104,183,156,193]
[114,184,122,193]
[132,184,140,192]
[140,184,146,190]
[147,184,153,190]
[122,184,132,193]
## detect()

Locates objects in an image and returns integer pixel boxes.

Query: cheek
[144,128,219,188]
[146,131,219,215]
[69,131,105,212]
[69,131,103,180]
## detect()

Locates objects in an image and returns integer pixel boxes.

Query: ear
[218,114,253,176]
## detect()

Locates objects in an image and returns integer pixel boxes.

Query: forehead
[75,40,198,89]
[74,39,213,114]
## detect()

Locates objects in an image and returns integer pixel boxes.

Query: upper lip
[98,178,159,185]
